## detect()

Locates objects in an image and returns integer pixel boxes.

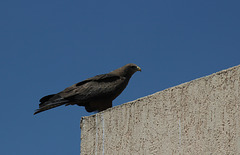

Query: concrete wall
[80,65,240,155]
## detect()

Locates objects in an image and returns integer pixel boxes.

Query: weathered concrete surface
[80,65,240,155]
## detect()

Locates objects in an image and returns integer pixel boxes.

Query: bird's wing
[59,73,125,102]
[76,73,120,86]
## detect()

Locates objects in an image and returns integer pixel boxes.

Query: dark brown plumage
[34,63,141,115]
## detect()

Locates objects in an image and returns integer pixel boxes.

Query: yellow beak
[137,66,142,72]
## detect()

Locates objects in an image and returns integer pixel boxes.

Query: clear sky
[1,0,240,154]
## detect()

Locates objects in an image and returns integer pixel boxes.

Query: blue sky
[1,0,240,154]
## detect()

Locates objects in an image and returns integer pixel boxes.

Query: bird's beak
[137,66,142,72]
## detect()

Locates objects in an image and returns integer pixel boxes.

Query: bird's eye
[131,66,136,69]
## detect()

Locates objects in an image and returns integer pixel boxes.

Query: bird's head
[122,63,141,77]
[111,63,141,78]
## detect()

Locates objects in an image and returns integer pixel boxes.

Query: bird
[34,63,141,115]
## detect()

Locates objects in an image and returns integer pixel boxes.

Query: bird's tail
[34,94,68,115]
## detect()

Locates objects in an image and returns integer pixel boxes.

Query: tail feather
[39,94,55,107]
[34,100,68,115]
[34,94,69,115]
